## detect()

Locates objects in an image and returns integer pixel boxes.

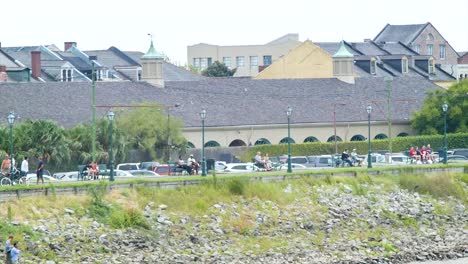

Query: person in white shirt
[20,157,29,176]
[187,154,199,175]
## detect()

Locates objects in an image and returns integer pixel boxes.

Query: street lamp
[286,106,293,173]
[7,112,15,175]
[333,103,346,155]
[89,55,98,162]
[167,103,181,162]
[107,111,115,181]
[442,102,448,164]
[366,105,372,169]
[200,109,207,176]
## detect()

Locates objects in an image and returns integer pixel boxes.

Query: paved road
[409,258,468,264]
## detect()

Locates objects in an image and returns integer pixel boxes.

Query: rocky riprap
[14,183,468,264]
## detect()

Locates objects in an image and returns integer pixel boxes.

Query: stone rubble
[13,182,468,264]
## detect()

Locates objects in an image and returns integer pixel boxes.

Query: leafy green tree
[201,61,236,77]
[411,80,468,134]
[116,103,186,161]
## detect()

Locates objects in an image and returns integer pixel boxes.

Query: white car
[111,169,135,178]
[116,163,140,171]
[25,175,59,185]
[224,163,255,173]
[279,163,308,170]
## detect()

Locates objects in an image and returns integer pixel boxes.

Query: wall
[187,40,301,77]
[255,41,333,79]
[182,121,413,148]
[412,24,458,66]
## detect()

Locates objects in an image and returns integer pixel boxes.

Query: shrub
[109,207,149,229]
[399,173,466,200]
[241,133,468,161]
[228,178,246,195]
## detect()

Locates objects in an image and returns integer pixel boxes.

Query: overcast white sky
[2,0,467,65]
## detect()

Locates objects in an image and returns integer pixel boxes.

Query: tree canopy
[201,61,236,77]
[411,80,468,135]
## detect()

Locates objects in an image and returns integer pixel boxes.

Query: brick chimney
[31,51,41,78]
[0,65,6,82]
[64,42,77,51]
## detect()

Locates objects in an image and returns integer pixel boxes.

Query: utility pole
[384,76,393,163]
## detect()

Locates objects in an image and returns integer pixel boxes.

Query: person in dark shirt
[36,156,45,184]
[341,149,353,167]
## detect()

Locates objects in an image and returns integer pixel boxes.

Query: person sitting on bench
[341,149,354,167]
[187,154,200,175]
[177,155,192,175]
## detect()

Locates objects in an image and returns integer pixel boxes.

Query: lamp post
[286,106,293,173]
[200,109,207,176]
[166,103,181,162]
[366,105,372,169]
[89,55,97,162]
[384,76,393,162]
[107,111,115,181]
[7,112,15,175]
[442,103,448,164]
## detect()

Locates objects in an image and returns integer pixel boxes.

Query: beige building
[187,34,301,77]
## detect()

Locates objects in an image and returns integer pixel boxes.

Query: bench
[78,165,91,181]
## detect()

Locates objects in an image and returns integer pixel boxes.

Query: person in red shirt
[420,146,428,163]
[409,147,417,163]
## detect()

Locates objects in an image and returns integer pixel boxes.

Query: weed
[7,205,13,222]
[399,173,466,201]
[109,206,150,229]
[228,178,246,195]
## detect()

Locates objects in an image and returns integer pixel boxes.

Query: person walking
[5,235,13,264]
[20,157,28,177]
[36,156,45,185]
[10,242,19,264]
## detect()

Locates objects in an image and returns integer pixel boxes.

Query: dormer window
[402,57,408,73]
[370,58,376,75]
[428,58,435,74]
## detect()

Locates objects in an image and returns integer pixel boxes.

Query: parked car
[139,161,160,171]
[54,171,80,181]
[153,164,172,176]
[290,156,314,167]
[25,174,59,185]
[279,163,308,170]
[110,170,135,178]
[439,155,468,164]
[224,163,255,173]
[27,170,52,178]
[362,154,386,166]
[452,149,468,159]
[130,170,160,177]
[389,154,411,164]
[308,155,333,167]
[116,163,140,171]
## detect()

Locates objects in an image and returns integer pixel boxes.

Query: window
[236,56,245,67]
[61,69,73,82]
[250,56,258,67]
[193,58,200,68]
[223,57,231,68]
[413,44,420,54]
[426,33,434,41]
[200,58,207,69]
[402,57,408,73]
[370,59,376,75]
[207,57,212,66]
[439,45,446,60]
[263,55,272,66]
[428,58,435,74]
[427,44,433,56]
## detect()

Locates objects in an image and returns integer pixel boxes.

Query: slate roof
[84,48,204,82]
[374,23,428,45]
[0,77,441,129]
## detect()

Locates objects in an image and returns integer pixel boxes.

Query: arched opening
[279,137,295,144]
[350,135,365,141]
[327,135,342,142]
[204,140,220,148]
[304,136,319,143]
[229,139,246,147]
[374,133,388,140]
[186,142,195,148]
[397,132,409,137]
[254,138,271,145]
